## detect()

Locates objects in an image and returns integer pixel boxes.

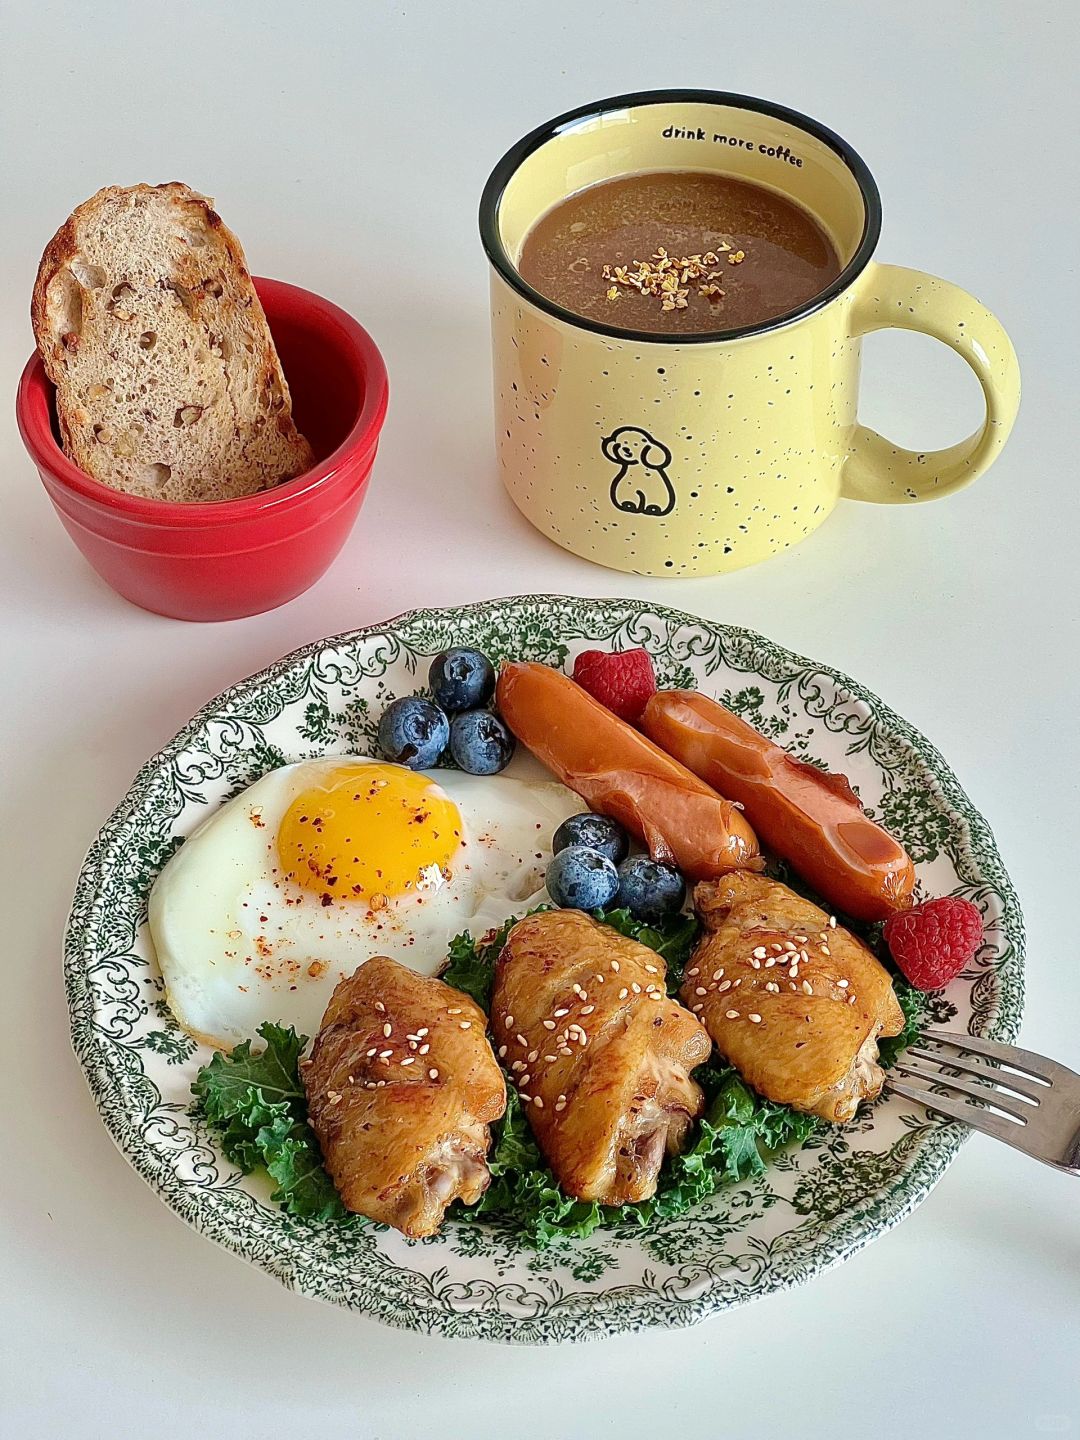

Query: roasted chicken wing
[303,956,506,1238]
[492,910,711,1204]
[685,874,905,1123]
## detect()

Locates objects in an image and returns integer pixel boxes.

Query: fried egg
[148,756,581,1049]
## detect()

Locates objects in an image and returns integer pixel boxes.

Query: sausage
[496,662,761,879]
[640,690,915,922]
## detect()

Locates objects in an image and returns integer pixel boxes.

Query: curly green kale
[192,1021,348,1222]
[878,976,924,1067]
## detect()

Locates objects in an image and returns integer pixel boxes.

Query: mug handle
[841,262,1021,503]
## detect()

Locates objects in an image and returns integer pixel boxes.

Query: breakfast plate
[66,594,1024,1342]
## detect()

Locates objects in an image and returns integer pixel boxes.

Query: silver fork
[887,1030,1080,1175]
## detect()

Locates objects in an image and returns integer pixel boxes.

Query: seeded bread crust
[31,183,313,502]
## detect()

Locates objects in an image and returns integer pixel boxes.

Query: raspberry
[883,896,983,991]
[572,648,657,723]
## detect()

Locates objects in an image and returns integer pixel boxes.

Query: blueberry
[448,709,516,775]
[429,647,497,713]
[377,696,450,769]
[546,845,619,911]
[615,856,686,920]
[553,812,630,866]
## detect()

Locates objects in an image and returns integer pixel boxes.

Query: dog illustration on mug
[602,426,676,517]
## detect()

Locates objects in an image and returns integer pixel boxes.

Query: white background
[2,2,1078,1435]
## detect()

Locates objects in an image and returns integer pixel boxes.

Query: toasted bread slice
[31,183,313,502]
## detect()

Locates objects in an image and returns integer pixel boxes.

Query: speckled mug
[480,91,1020,577]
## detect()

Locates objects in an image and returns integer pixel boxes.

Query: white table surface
[2,2,1078,1435]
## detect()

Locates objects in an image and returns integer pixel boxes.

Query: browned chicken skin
[493,911,711,1204]
[303,956,506,1238]
[686,874,904,1123]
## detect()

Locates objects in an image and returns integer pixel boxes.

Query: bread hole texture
[69,257,106,290]
[48,270,84,345]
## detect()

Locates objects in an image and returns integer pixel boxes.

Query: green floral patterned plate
[66,595,1023,1342]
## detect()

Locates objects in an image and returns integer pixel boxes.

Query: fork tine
[888,1074,1030,1145]
[905,1045,1050,1103]
[893,1058,1033,1122]
[922,1030,1077,1086]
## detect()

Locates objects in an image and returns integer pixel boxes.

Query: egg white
[148,755,581,1049]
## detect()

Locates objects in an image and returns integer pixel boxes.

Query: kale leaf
[192,1021,349,1222]
[878,976,925,1067]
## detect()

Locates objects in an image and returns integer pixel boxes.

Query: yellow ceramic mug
[479,91,1020,577]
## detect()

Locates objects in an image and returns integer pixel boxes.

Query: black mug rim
[478,89,882,346]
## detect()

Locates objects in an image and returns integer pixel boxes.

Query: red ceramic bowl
[16,277,389,621]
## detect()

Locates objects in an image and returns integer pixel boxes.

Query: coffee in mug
[480,90,1020,577]
[518,171,842,336]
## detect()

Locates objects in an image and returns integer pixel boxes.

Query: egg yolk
[276,764,463,903]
